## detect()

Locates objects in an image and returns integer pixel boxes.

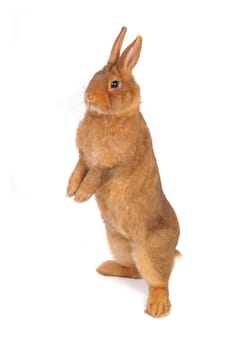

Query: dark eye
[110,80,120,88]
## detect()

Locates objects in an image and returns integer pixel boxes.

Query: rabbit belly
[95,181,134,239]
[95,167,173,240]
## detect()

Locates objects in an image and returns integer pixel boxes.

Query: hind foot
[145,286,171,318]
[96,260,141,279]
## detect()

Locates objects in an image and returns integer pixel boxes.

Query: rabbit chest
[77,113,139,169]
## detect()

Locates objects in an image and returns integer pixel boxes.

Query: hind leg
[96,227,141,279]
[133,230,177,317]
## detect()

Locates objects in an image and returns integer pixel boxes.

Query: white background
[5,0,233,349]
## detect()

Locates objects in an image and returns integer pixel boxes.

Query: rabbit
[66,27,180,318]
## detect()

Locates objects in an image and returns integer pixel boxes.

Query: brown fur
[67,27,180,317]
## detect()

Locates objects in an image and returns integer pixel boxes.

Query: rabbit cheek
[109,93,123,112]
[100,94,111,113]
[94,87,111,113]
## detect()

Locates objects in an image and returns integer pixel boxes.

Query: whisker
[76,83,86,108]
[80,83,86,92]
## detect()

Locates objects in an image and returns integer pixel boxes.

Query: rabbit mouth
[87,102,111,115]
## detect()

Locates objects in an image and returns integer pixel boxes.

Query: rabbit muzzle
[85,92,96,106]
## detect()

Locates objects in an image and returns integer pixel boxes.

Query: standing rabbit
[67,27,180,318]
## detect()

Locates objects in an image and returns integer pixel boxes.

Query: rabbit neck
[86,106,140,120]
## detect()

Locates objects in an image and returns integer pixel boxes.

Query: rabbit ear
[107,27,127,66]
[117,36,142,72]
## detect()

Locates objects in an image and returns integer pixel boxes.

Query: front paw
[66,180,78,197]
[74,188,92,202]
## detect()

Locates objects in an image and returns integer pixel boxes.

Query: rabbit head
[84,27,142,115]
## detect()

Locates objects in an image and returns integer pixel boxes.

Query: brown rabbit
[66,27,180,318]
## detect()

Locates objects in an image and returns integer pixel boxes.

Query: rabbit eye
[111,80,120,88]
